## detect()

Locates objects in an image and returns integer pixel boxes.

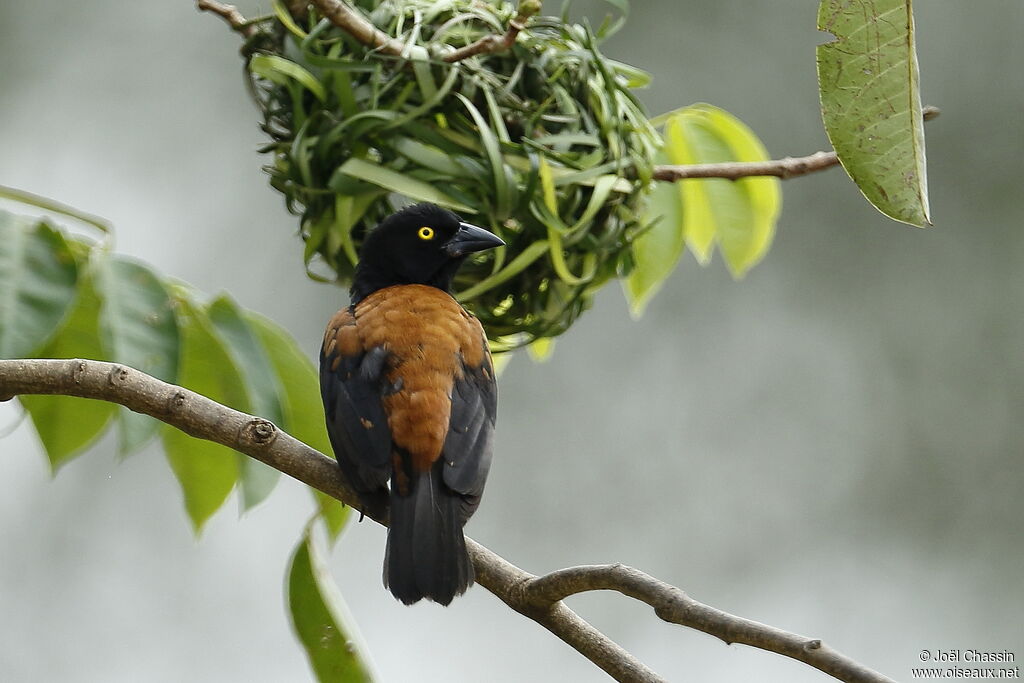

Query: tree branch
[0,358,895,683]
[307,0,539,63]
[196,0,257,38]
[653,105,940,183]
[309,0,406,57]
[441,0,541,63]
[652,151,840,182]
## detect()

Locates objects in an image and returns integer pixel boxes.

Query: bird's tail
[384,460,473,605]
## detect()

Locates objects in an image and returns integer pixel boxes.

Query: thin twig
[653,151,840,182]
[441,0,541,63]
[524,565,894,682]
[309,0,538,63]
[653,105,941,183]
[310,0,406,57]
[196,0,256,38]
[2,357,896,683]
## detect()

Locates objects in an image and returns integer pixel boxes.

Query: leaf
[271,0,308,39]
[288,529,375,683]
[314,491,351,545]
[0,185,111,234]
[161,301,244,533]
[250,54,326,103]
[21,272,115,470]
[246,313,353,543]
[666,105,782,277]
[96,254,180,454]
[332,158,474,213]
[455,239,549,302]
[817,0,930,226]
[527,337,555,362]
[0,213,79,359]
[625,150,685,318]
[456,93,513,217]
[207,296,285,510]
[245,312,332,455]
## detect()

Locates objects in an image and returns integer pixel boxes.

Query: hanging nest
[246,0,660,348]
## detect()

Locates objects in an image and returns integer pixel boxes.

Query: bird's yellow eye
[417,226,435,240]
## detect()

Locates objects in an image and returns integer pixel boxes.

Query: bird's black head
[350,203,504,303]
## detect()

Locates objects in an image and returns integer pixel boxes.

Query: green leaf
[21,272,115,470]
[246,313,353,542]
[332,158,474,213]
[271,0,308,39]
[667,105,782,277]
[288,529,375,683]
[817,0,930,226]
[207,296,284,510]
[314,491,351,545]
[456,93,512,217]
[0,185,111,234]
[625,150,686,317]
[161,301,243,533]
[96,254,180,454]
[250,54,326,103]
[393,137,469,178]
[0,213,79,359]
[246,312,332,455]
[455,239,549,302]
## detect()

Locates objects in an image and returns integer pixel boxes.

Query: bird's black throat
[350,257,467,304]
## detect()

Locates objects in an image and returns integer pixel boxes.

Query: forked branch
[197,0,258,37]
[0,358,895,683]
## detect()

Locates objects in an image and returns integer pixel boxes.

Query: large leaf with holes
[95,255,180,454]
[0,212,78,359]
[161,300,244,532]
[817,0,929,226]
[289,529,374,683]
[21,273,116,470]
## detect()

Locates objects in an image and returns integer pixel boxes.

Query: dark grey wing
[320,311,393,498]
[442,352,497,522]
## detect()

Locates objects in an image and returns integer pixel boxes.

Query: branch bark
[308,0,538,63]
[309,0,406,57]
[652,106,940,182]
[0,358,896,683]
[652,151,840,182]
[441,0,541,63]
[197,0,257,38]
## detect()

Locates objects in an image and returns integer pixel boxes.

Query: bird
[319,203,504,606]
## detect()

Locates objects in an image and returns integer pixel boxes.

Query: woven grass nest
[247,0,660,348]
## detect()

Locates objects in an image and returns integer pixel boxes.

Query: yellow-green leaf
[625,150,685,317]
[21,272,115,471]
[668,104,781,277]
[161,301,244,533]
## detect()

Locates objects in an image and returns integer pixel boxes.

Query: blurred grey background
[1,2,1021,681]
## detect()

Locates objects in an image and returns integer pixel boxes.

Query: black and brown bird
[319,203,503,605]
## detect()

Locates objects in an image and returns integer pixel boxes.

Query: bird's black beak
[445,222,505,257]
